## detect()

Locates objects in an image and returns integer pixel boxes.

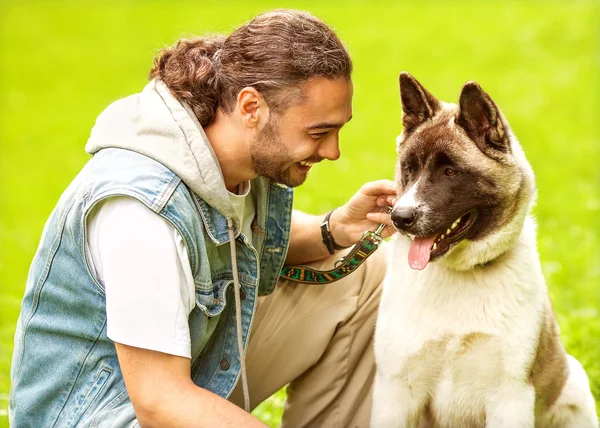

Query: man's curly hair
[149,9,352,127]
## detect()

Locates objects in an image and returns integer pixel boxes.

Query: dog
[371,72,598,428]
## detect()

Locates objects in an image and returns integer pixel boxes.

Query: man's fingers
[366,211,393,224]
[360,180,397,197]
[376,194,398,208]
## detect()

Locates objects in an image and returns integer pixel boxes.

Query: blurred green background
[1,0,598,426]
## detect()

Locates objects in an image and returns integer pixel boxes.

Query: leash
[280,211,390,284]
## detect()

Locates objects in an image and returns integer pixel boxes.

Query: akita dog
[372,72,598,428]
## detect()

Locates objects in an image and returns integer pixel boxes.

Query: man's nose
[391,206,419,230]
[318,136,341,161]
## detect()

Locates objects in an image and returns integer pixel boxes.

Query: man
[10,9,396,427]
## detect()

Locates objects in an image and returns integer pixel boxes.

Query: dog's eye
[404,165,413,175]
[444,167,458,177]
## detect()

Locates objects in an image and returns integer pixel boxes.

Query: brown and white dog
[371,72,598,427]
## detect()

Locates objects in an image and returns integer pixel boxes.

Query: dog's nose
[392,206,417,229]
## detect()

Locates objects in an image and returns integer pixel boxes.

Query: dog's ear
[399,72,441,132]
[457,82,510,156]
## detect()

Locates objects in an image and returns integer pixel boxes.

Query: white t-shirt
[86,183,255,358]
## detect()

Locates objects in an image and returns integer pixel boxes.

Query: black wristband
[320,210,350,255]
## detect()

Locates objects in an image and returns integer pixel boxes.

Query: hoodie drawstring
[227,218,251,413]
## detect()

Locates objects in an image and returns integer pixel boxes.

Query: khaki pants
[229,244,387,428]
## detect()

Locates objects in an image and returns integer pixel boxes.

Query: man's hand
[286,180,397,266]
[329,180,398,247]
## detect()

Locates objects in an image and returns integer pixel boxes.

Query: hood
[86,79,239,226]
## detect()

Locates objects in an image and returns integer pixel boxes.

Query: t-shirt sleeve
[86,196,195,358]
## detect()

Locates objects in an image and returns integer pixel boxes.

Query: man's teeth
[299,161,314,167]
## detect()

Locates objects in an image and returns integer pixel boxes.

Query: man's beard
[249,117,309,187]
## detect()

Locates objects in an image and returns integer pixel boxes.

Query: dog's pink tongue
[408,236,436,270]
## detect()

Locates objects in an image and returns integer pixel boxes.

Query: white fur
[373,218,540,427]
[539,356,600,428]
[372,217,598,427]
[395,178,424,211]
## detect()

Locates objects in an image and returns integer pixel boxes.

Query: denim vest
[9,148,293,426]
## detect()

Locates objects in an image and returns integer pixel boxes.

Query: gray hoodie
[85,79,241,231]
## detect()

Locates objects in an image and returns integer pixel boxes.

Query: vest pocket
[88,388,136,428]
[71,366,113,425]
[195,279,234,317]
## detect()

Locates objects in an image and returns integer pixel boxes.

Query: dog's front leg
[485,382,535,428]
[371,374,425,428]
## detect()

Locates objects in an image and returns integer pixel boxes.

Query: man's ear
[399,71,441,132]
[237,87,269,128]
[456,81,510,156]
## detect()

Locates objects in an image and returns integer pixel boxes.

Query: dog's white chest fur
[373,221,598,427]
[373,221,548,427]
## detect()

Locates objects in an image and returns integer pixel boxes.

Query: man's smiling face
[249,76,353,187]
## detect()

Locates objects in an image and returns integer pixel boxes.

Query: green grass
[1,0,598,426]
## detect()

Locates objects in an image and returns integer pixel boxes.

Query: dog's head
[392,72,536,271]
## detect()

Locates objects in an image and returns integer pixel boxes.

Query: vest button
[219,358,230,370]
[240,287,246,300]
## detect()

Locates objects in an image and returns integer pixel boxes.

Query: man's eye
[310,132,327,140]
